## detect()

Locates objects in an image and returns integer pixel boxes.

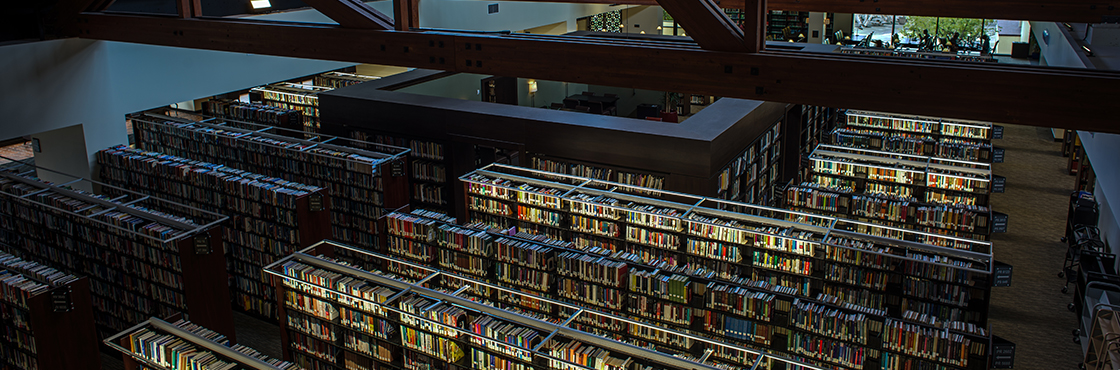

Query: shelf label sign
[992,335,1015,368]
[992,211,1009,233]
[992,175,1006,193]
[51,288,72,312]
[993,260,1013,287]
[993,125,1004,139]
[993,147,1005,163]
[194,235,212,255]
[391,160,405,177]
[309,193,324,212]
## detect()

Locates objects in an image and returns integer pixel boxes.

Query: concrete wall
[29,125,90,190]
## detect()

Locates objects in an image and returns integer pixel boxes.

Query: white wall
[517,79,588,108]
[0,38,350,178]
[1081,131,1120,265]
[29,125,91,191]
[619,6,664,36]
[1031,21,1091,68]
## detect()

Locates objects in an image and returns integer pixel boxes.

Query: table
[563,94,619,114]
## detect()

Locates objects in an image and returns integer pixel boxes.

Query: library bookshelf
[386,198,993,370]
[250,82,333,135]
[350,131,451,213]
[314,71,382,90]
[106,316,300,370]
[266,240,843,370]
[793,144,1002,241]
[796,105,838,157]
[0,246,100,370]
[0,160,234,341]
[130,113,410,258]
[421,163,996,369]
[713,118,784,205]
[201,99,304,133]
[97,145,333,320]
[833,110,1004,163]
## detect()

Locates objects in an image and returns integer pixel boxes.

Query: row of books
[528,156,666,192]
[0,251,78,309]
[133,118,393,252]
[125,318,300,370]
[628,269,689,303]
[201,99,302,128]
[393,209,991,368]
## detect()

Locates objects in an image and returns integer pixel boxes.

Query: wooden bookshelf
[0,162,234,341]
[314,71,381,90]
[0,246,100,370]
[250,82,333,135]
[798,144,1002,240]
[452,163,993,369]
[201,99,304,133]
[97,145,333,321]
[380,206,993,370]
[836,110,1004,163]
[130,113,410,261]
[713,117,784,205]
[350,131,452,213]
[266,240,853,370]
[107,316,300,370]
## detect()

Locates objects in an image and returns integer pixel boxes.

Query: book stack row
[201,99,302,129]
[132,117,396,253]
[124,318,299,370]
[0,168,231,339]
[97,145,327,320]
[628,269,690,303]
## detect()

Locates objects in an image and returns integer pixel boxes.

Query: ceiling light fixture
[251,0,272,9]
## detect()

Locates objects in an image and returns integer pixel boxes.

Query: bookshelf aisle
[831,110,1004,163]
[129,113,410,262]
[266,240,828,370]
[97,145,333,320]
[0,246,100,370]
[0,161,234,340]
[787,144,1004,241]
[106,316,301,370]
[390,162,997,370]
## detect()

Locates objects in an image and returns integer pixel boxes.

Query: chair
[645,117,663,121]
[573,106,591,113]
[587,101,604,114]
[582,91,595,96]
[563,98,580,109]
[550,103,564,109]
[659,111,678,123]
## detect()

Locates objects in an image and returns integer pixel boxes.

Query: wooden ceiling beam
[300,0,394,30]
[176,0,202,18]
[495,0,1120,23]
[656,0,750,51]
[394,0,420,31]
[73,12,1120,133]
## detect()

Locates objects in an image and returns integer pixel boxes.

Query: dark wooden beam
[657,0,749,51]
[73,13,1120,134]
[488,0,1120,23]
[176,0,202,18]
[301,0,394,30]
[741,0,765,52]
[394,0,420,31]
